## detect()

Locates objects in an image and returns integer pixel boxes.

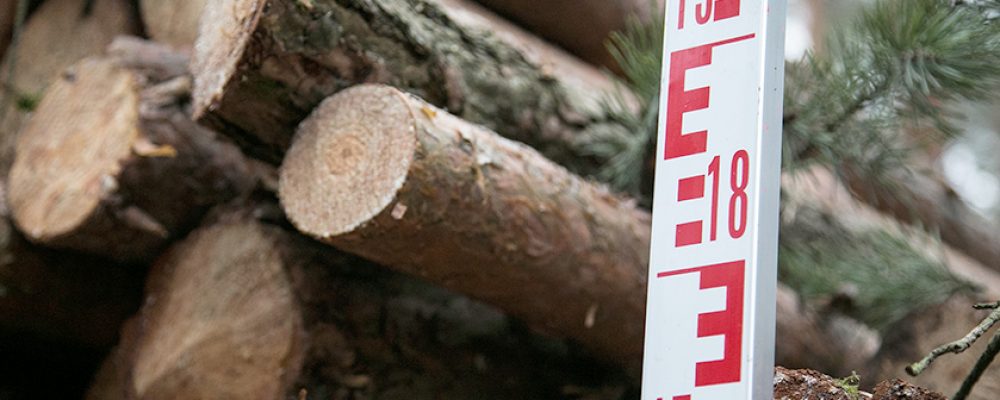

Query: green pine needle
[779,207,973,333]
[577,0,663,197]
[591,0,1000,198]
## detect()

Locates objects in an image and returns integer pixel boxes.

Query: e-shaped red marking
[657,261,745,387]
[664,34,756,160]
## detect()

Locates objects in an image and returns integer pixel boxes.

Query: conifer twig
[906,301,1000,376]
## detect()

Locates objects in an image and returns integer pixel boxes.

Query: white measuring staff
[641,1,786,399]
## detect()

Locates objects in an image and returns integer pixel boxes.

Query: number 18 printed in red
[642,1,786,399]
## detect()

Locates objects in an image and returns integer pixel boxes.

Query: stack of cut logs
[0,0,991,399]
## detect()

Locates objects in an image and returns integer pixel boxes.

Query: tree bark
[470,0,663,73]
[7,39,255,262]
[138,0,207,49]
[278,84,650,374]
[0,0,139,174]
[117,205,632,399]
[191,0,632,173]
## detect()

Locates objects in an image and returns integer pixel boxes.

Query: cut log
[191,0,632,172]
[2,0,136,92]
[278,84,861,375]
[0,0,138,174]
[7,41,255,262]
[118,206,631,399]
[279,84,649,373]
[471,0,663,72]
[139,0,207,49]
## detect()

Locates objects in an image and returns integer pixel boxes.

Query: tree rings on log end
[280,85,417,239]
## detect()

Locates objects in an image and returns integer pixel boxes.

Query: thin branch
[906,302,1000,376]
[954,329,1000,400]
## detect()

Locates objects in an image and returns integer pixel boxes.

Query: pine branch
[783,0,1000,174]
[591,0,1000,198]
[577,0,662,197]
[907,302,1000,375]
[779,205,971,332]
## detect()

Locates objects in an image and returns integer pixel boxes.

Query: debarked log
[279,84,648,373]
[279,84,870,377]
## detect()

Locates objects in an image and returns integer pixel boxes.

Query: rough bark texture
[118,205,631,400]
[192,0,631,172]
[279,84,650,374]
[7,40,255,262]
[139,0,207,49]
[0,0,138,175]
[471,0,663,72]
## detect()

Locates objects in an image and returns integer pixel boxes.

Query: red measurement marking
[677,0,687,29]
[678,175,706,201]
[658,261,745,387]
[678,0,742,29]
[675,221,704,247]
[673,396,692,400]
[664,34,756,160]
[714,0,742,21]
[729,150,750,238]
[707,156,721,241]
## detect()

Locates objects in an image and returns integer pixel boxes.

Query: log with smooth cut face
[279,84,651,374]
[8,59,141,251]
[8,51,254,262]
